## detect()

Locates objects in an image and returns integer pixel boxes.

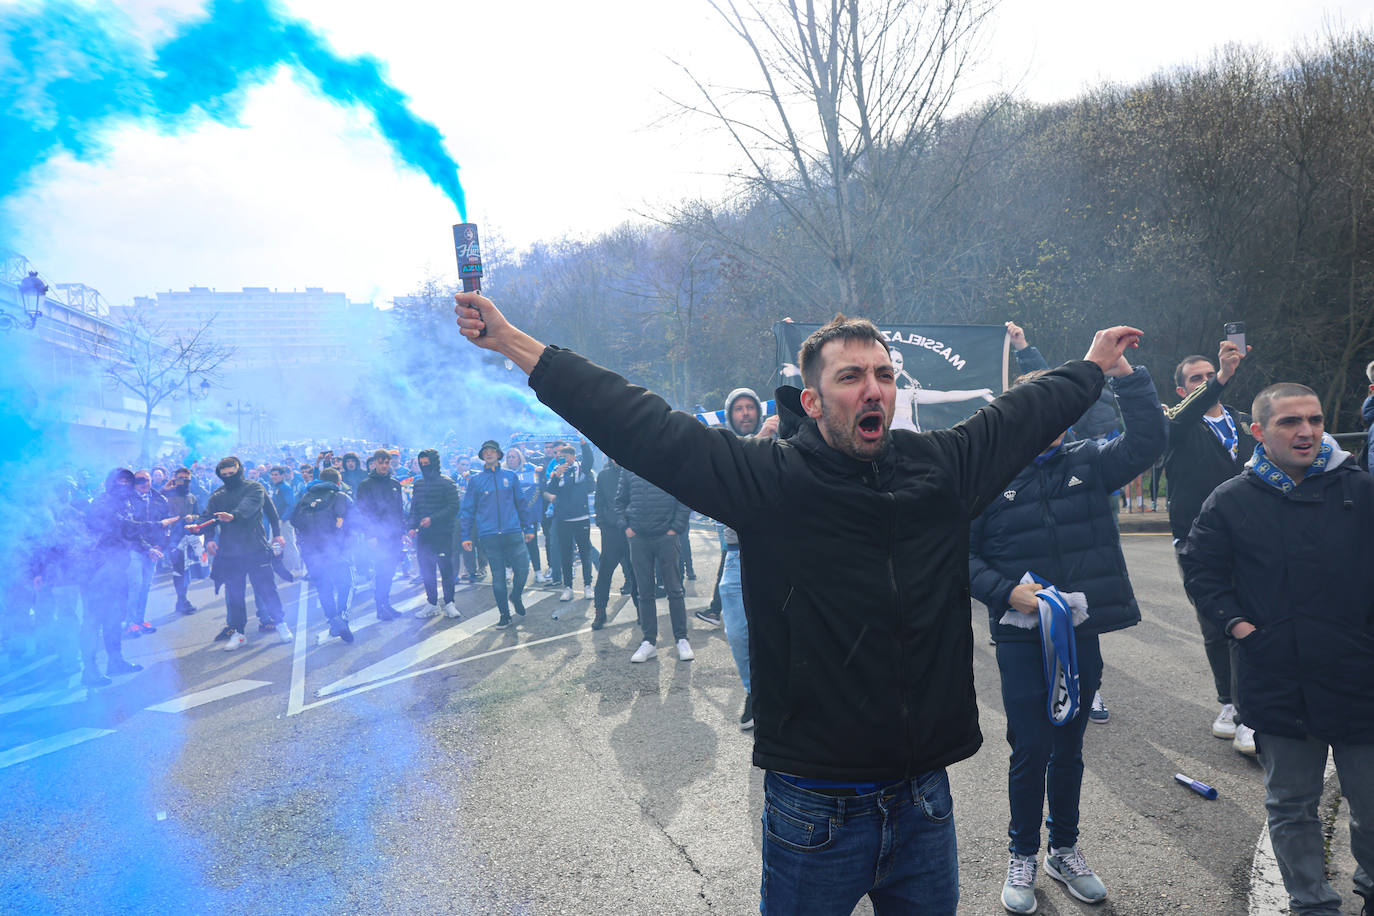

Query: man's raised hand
[1083,326,1143,374]
[454,291,546,374]
[1217,339,1250,384]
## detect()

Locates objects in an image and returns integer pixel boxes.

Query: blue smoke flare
[0,0,466,218]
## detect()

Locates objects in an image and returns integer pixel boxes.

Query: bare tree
[93,309,235,464]
[668,0,997,313]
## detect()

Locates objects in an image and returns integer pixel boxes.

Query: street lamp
[10,270,46,331]
[226,400,252,446]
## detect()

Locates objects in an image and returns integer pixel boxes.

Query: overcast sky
[6,0,1374,308]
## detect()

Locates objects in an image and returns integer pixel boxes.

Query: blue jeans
[761,769,958,915]
[126,551,155,624]
[480,531,530,620]
[1258,732,1374,914]
[996,632,1103,856]
[719,549,749,692]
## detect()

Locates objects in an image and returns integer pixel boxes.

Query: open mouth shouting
[857,408,886,443]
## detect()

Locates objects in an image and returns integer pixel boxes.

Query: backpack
[292,490,337,545]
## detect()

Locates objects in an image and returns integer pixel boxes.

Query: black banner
[772,322,1009,432]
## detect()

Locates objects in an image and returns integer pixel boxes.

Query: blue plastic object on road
[1174,772,1218,799]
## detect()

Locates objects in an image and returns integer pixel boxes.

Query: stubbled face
[1177,359,1216,399]
[1252,395,1324,480]
[802,338,896,461]
[730,399,760,435]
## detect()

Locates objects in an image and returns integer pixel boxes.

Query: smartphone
[1224,321,1246,352]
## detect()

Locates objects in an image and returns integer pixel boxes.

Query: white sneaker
[1212,703,1238,738]
[581,586,592,600]
[415,602,441,619]
[560,587,573,602]
[630,640,657,663]
[442,601,461,619]
[222,630,246,651]
[540,569,554,583]
[275,622,293,643]
[1233,723,1257,756]
[676,638,695,661]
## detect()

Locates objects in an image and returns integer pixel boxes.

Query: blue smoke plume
[176,415,235,464]
[0,0,466,217]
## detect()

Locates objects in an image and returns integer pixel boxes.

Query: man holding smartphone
[1163,336,1255,754]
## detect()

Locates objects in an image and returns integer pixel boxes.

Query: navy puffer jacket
[969,367,1167,642]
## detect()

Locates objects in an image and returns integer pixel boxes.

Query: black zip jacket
[528,345,1104,780]
[1163,376,1254,541]
[970,367,1167,641]
[1180,457,1374,743]
[615,467,688,536]
[544,462,594,523]
[355,472,406,537]
[202,479,271,559]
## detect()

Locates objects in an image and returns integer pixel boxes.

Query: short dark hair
[1252,383,1320,429]
[175,467,191,476]
[1012,369,1050,388]
[797,314,888,390]
[320,467,342,484]
[372,448,391,463]
[1174,355,1213,389]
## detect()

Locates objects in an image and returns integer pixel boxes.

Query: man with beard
[79,469,163,686]
[356,449,406,621]
[408,448,461,620]
[454,292,1139,915]
[198,456,290,650]
[460,440,538,629]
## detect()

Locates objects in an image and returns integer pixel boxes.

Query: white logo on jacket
[1003,490,1016,501]
[1068,476,1083,487]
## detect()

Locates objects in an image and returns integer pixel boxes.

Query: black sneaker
[107,658,144,675]
[739,693,754,731]
[513,601,526,617]
[177,602,197,615]
[592,607,607,630]
[694,609,722,628]
[495,617,513,629]
[620,584,633,595]
[81,670,112,688]
[376,606,401,621]
[213,626,235,642]
[328,617,355,644]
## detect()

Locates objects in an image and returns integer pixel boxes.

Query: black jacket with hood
[1180,442,1374,743]
[202,464,271,560]
[408,449,460,542]
[969,367,1167,642]
[528,344,1103,781]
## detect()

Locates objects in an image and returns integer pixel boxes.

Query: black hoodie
[201,463,271,559]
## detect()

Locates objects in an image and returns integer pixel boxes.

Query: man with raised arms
[453,289,1139,915]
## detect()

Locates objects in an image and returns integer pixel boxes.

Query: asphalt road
[0,529,1364,915]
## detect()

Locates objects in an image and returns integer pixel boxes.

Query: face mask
[419,462,437,477]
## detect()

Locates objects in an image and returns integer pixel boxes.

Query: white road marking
[314,603,500,697]
[0,727,115,770]
[145,679,271,713]
[1249,751,1336,915]
[0,654,59,690]
[286,584,310,717]
[0,677,87,716]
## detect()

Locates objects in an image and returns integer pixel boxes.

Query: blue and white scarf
[1028,572,1082,726]
[1203,412,1239,460]
[1249,436,1333,493]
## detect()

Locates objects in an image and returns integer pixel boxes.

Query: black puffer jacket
[594,463,623,529]
[408,469,460,542]
[615,468,688,536]
[1180,454,1374,743]
[970,368,1167,641]
[529,345,1104,781]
